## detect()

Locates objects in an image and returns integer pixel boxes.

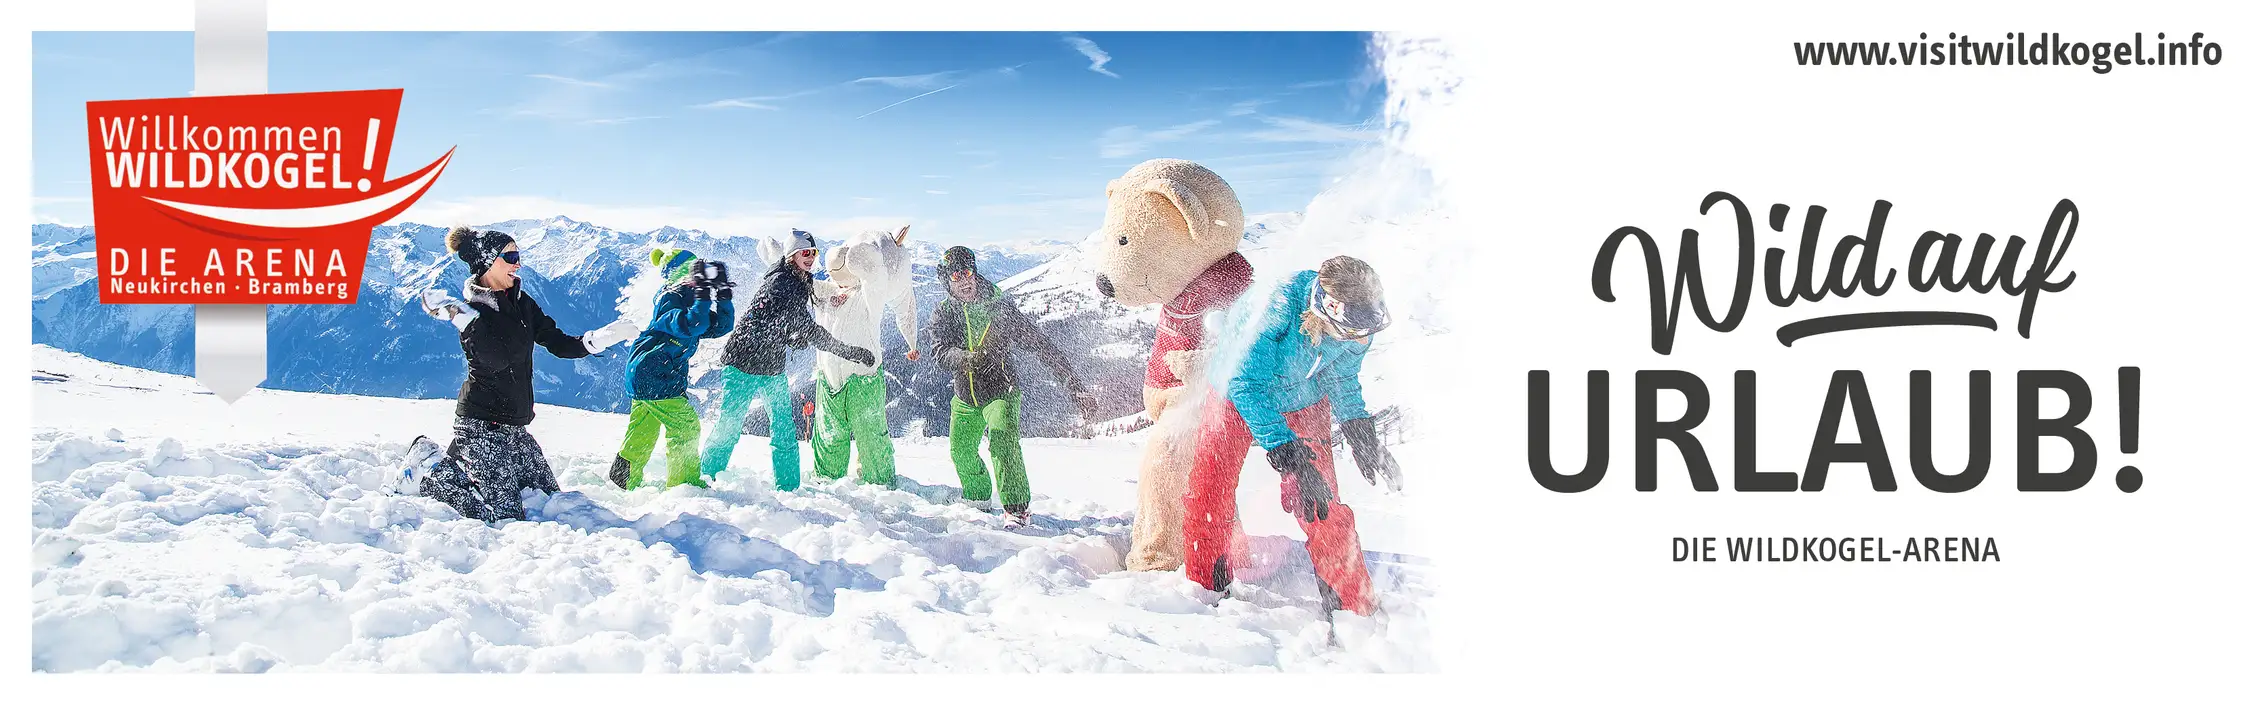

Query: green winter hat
[651,248,700,284]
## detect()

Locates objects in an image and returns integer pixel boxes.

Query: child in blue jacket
[610,248,736,489]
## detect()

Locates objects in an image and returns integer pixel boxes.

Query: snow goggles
[1308,282,1389,340]
[498,251,521,265]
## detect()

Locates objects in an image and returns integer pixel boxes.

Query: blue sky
[34,32,1382,244]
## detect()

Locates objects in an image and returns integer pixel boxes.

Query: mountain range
[29,215,1303,438]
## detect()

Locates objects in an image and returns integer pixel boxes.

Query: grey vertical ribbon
[192,0,267,402]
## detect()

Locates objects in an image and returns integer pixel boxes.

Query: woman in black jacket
[700,228,873,490]
[390,227,639,522]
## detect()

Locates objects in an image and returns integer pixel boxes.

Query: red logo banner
[84,88,452,304]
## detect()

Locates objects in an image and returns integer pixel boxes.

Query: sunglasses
[1310,286,1389,340]
[948,269,975,282]
[498,251,522,265]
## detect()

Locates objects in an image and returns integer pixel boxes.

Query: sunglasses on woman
[1309,284,1389,340]
[498,251,521,265]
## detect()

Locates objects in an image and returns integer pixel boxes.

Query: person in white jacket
[807,226,921,486]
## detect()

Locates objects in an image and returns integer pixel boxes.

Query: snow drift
[30,346,1434,672]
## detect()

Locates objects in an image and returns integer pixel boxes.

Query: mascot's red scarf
[1146,251,1253,389]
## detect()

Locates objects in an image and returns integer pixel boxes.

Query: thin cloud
[582,115,663,125]
[853,71,958,90]
[529,73,613,89]
[1241,116,1379,143]
[1098,120,1220,158]
[692,86,828,110]
[693,98,784,110]
[975,196,1108,220]
[482,105,576,120]
[693,66,1014,116]
[389,194,943,242]
[1227,99,1272,116]
[926,190,950,195]
[856,85,958,120]
[1062,34,1119,78]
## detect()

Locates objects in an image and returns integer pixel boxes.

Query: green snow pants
[813,370,896,486]
[949,391,1027,507]
[699,367,800,490]
[613,397,704,489]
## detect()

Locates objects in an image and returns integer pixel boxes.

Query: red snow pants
[1183,394,1375,616]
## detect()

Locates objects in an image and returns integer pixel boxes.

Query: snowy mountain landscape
[31,219,1080,436]
[31,345,1436,672]
[30,139,1463,672]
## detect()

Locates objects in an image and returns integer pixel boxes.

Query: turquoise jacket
[1227,269,1373,450]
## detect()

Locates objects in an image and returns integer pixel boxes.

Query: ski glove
[1266,441,1333,522]
[839,345,876,368]
[1341,416,1403,491]
[580,319,640,354]
[420,290,478,331]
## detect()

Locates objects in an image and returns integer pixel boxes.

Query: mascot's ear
[894,225,910,246]
[758,236,784,267]
[1141,178,1210,242]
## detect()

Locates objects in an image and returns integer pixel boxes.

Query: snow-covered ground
[30,345,1434,672]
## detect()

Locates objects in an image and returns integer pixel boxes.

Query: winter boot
[609,456,633,489]
[1316,577,1345,614]
[389,436,446,496]
[1001,502,1032,526]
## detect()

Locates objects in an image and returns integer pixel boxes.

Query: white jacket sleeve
[892,281,919,352]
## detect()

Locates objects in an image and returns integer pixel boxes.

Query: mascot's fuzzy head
[824,226,912,292]
[1091,158,1245,308]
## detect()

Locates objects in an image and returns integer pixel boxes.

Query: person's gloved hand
[840,346,876,368]
[1266,441,1332,522]
[420,289,477,331]
[708,261,735,301]
[1341,416,1402,491]
[581,320,640,354]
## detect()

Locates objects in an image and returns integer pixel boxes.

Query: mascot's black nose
[1095,274,1115,298]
